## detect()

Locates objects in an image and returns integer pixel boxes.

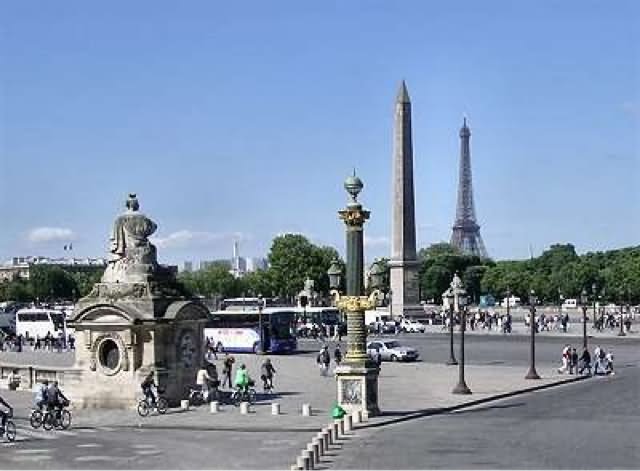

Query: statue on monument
[102,193,159,284]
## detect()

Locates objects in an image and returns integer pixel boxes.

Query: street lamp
[452,274,471,395]
[442,287,457,365]
[525,289,541,380]
[257,293,265,354]
[580,289,589,350]
[591,283,597,329]
[330,172,382,416]
[505,287,511,323]
[618,294,626,337]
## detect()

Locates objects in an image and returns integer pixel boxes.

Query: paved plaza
[1,334,637,469]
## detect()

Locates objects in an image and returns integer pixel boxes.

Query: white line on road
[13,449,51,454]
[10,455,52,462]
[75,455,122,462]
[131,444,158,449]
[77,443,102,448]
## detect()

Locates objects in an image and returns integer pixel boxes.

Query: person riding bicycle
[0,395,13,437]
[141,371,157,406]
[47,380,69,417]
[234,364,252,393]
[260,358,276,391]
[34,379,49,411]
[196,362,219,401]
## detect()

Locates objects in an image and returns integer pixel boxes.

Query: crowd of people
[557,344,615,376]
[0,332,75,353]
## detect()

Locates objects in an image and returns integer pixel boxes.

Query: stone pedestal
[389,259,422,317]
[67,292,209,408]
[335,363,380,417]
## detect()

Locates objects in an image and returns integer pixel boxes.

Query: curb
[287,374,591,469]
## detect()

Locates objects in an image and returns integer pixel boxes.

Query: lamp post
[451,273,471,394]
[525,289,541,379]
[442,287,457,365]
[257,294,265,354]
[618,295,626,337]
[328,173,382,417]
[580,289,588,350]
[505,287,511,322]
[591,283,597,329]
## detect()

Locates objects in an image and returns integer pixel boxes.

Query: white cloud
[364,235,390,248]
[27,227,76,244]
[151,230,250,250]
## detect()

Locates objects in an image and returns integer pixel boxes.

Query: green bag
[331,402,346,419]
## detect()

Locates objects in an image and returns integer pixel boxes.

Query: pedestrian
[561,313,569,333]
[605,350,615,375]
[558,344,571,374]
[334,346,342,366]
[222,353,235,388]
[578,347,592,376]
[68,335,75,351]
[317,346,331,376]
[593,345,605,375]
[260,358,276,391]
[570,348,578,374]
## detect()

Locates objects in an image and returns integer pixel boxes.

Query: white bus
[15,308,66,339]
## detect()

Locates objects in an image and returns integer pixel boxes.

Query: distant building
[182,261,193,273]
[0,256,107,283]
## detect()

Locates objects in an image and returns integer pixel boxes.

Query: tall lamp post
[442,287,457,365]
[580,289,589,350]
[591,283,597,329]
[257,294,265,354]
[451,273,471,394]
[328,173,382,417]
[617,295,626,337]
[525,289,541,380]
[505,287,511,323]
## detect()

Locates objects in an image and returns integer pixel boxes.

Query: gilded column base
[335,364,380,417]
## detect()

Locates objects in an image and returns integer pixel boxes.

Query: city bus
[204,308,297,353]
[15,308,66,339]
[220,297,277,312]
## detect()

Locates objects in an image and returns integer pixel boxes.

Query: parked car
[400,319,426,333]
[366,340,419,362]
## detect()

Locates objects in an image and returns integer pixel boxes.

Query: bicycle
[231,385,257,406]
[42,404,72,431]
[137,388,168,417]
[1,410,16,442]
[30,408,44,429]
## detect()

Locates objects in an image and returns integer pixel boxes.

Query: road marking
[135,449,163,456]
[132,444,158,449]
[75,455,119,462]
[10,455,52,462]
[77,443,102,448]
[14,449,52,454]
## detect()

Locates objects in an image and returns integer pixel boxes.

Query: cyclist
[260,358,276,391]
[34,379,49,411]
[234,364,251,394]
[141,370,157,406]
[195,362,218,401]
[0,394,13,437]
[47,380,69,417]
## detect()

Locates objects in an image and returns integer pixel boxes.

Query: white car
[400,319,426,333]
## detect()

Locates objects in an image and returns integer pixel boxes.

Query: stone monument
[67,194,209,408]
[389,81,422,317]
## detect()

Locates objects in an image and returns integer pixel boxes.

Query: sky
[1,1,638,268]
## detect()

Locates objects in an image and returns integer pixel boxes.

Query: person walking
[605,350,615,375]
[317,346,331,376]
[593,345,604,375]
[334,346,343,366]
[570,347,578,374]
[222,353,235,388]
[578,347,592,376]
[558,344,571,374]
[260,358,276,391]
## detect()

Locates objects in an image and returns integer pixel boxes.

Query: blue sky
[1,1,638,268]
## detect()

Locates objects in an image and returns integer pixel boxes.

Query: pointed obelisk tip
[396,80,410,103]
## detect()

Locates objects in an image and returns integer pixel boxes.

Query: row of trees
[2,237,638,306]
[0,266,102,303]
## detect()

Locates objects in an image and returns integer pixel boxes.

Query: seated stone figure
[102,194,159,284]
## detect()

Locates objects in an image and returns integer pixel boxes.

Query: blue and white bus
[204,308,297,354]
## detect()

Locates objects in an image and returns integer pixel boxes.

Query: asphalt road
[2,332,638,369]
[330,366,640,469]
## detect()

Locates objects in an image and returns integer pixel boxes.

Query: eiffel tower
[450,117,488,258]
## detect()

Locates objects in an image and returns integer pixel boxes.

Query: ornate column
[332,172,381,416]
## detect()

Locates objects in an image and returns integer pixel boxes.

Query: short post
[313,437,324,457]
[296,455,307,470]
[180,399,190,411]
[336,418,344,436]
[306,443,318,466]
[361,410,369,422]
[271,403,281,415]
[240,402,250,414]
[344,414,353,432]
[302,403,312,416]
[209,401,219,413]
[332,421,340,440]
[301,450,313,470]
[320,431,330,450]
[353,409,362,424]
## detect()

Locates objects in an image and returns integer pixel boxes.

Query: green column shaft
[346,225,364,296]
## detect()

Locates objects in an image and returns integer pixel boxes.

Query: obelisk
[388,81,422,317]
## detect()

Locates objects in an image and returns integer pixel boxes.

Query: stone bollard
[361,410,369,422]
[302,403,312,416]
[271,403,281,415]
[353,409,362,424]
[313,437,324,457]
[290,465,301,471]
[344,414,353,432]
[308,442,320,464]
[336,418,345,436]
[180,399,190,411]
[332,421,341,440]
[297,454,310,470]
[240,402,250,414]
[317,432,328,452]
[323,427,333,446]
[303,448,315,469]
[210,401,219,413]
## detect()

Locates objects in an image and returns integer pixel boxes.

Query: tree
[267,234,341,299]
[463,265,487,304]
[178,262,242,299]
[29,265,76,301]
